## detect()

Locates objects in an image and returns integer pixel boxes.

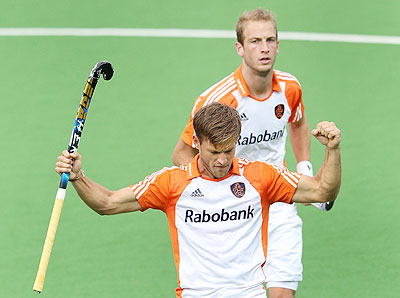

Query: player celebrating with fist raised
[55,103,341,298]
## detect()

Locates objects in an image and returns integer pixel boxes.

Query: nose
[217,153,228,165]
[260,40,270,52]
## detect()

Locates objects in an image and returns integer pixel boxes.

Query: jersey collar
[233,65,282,97]
[187,155,241,180]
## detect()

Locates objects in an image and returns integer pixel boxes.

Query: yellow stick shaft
[33,189,65,293]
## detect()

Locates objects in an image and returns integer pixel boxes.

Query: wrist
[297,161,313,176]
[69,170,85,182]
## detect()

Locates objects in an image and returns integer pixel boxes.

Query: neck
[241,64,274,99]
[197,158,213,179]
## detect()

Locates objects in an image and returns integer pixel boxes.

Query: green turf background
[1,0,399,297]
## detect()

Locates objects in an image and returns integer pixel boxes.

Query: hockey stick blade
[91,60,114,81]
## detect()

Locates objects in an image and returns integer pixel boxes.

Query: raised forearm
[71,172,115,214]
[292,121,342,204]
[71,174,141,215]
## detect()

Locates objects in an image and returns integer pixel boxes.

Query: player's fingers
[314,122,324,136]
[55,163,71,174]
[57,154,73,165]
[70,151,81,161]
[55,159,72,169]
[317,121,336,137]
[316,121,330,130]
[313,134,328,145]
[55,167,71,175]
[61,150,71,158]
[331,130,341,141]
[326,129,336,138]
[321,122,334,132]
[326,124,340,137]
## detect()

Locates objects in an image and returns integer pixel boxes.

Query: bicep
[291,175,319,204]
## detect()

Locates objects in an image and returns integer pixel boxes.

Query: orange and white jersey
[130,156,300,297]
[181,65,304,167]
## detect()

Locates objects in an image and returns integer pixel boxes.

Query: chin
[215,171,229,179]
[258,65,273,73]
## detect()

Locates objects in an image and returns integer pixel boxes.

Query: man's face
[195,137,236,179]
[236,20,279,74]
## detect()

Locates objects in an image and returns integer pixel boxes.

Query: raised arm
[292,121,341,204]
[171,138,199,166]
[55,150,142,215]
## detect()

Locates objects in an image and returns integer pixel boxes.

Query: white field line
[0,28,400,45]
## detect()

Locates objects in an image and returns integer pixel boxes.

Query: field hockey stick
[33,61,114,293]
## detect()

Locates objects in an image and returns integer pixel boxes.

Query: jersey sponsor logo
[237,127,285,146]
[185,205,254,223]
[275,104,284,119]
[230,182,246,198]
[191,188,204,197]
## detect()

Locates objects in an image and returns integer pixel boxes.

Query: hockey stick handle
[33,61,113,293]
[32,189,65,293]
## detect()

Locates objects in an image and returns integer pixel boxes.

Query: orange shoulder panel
[242,160,297,205]
[131,166,189,213]
[275,71,304,122]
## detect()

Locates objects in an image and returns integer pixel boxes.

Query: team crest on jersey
[275,104,285,119]
[230,182,246,198]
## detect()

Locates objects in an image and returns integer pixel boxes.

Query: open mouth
[260,57,271,63]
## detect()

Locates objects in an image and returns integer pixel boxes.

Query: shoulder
[274,69,303,110]
[131,166,185,197]
[200,72,236,96]
[199,72,238,106]
[237,158,270,175]
[136,166,183,186]
[274,69,302,89]
[238,158,287,177]
[240,159,301,188]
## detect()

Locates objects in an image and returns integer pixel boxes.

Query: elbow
[171,151,179,166]
[92,206,112,216]
[95,206,117,216]
[320,193,338,203]
[96,209,112,216]
[318,183,341,203]
[92,195,118,216]
[95,207,110,216]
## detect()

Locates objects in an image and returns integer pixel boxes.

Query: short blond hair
[193,102,241,146]
[236,8,278,44]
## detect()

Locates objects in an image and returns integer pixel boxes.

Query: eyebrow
[249,35,276,40]
[210,148,233,154]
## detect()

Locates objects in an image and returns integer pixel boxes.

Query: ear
[276,40,279,55]
[193,135,200,150]
[235,41,244,57]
